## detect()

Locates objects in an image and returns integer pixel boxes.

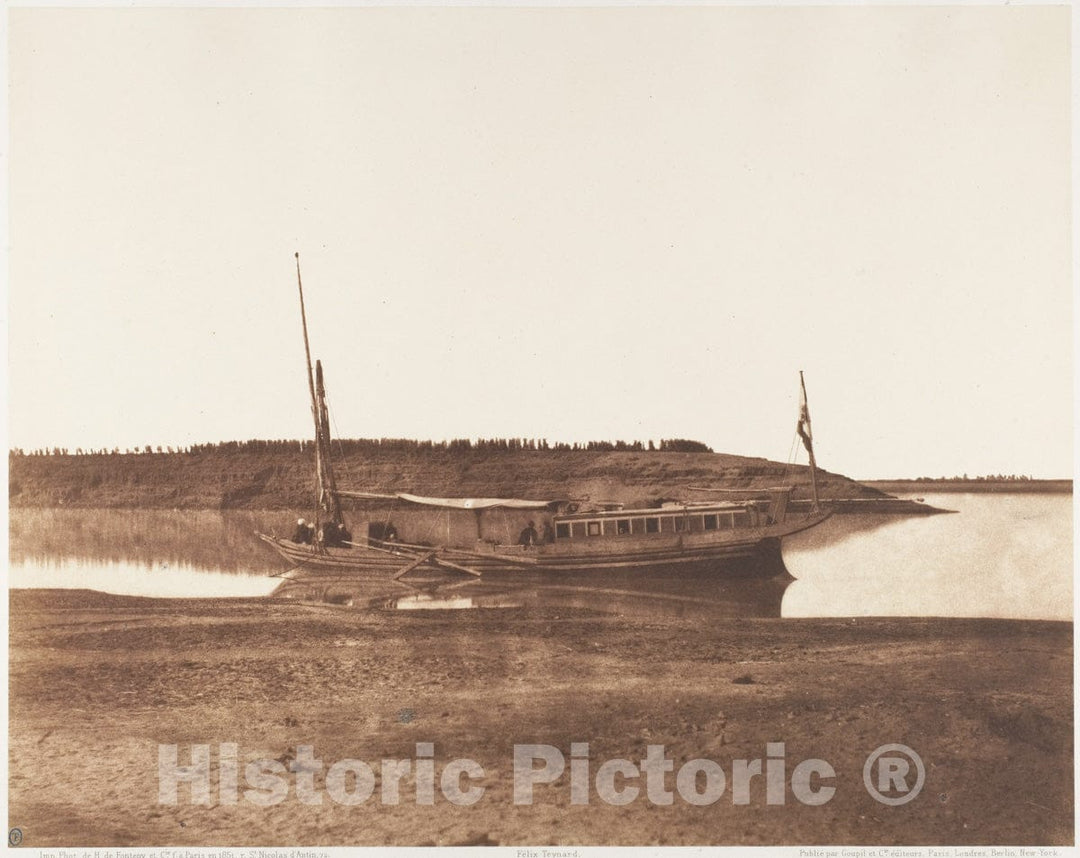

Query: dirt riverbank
[8,589,1073,847]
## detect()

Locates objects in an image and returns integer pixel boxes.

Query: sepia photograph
[5,3,1074,852]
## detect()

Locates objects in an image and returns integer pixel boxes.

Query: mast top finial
[295,251,300,259]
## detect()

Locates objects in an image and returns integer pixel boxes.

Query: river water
[7,493,1072,620]
[782,493,1072,621]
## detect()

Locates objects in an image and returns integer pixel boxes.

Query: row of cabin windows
[554,511,752,540]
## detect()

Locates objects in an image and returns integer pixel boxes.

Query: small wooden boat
[258,255,830,582]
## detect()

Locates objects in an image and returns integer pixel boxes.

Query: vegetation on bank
[890,473,1040,483]
[8,438,883,510]
[10,436,714,457]
[865,478,1072,494]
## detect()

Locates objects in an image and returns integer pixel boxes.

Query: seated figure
[291,518,314,544]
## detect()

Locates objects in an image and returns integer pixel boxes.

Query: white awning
[397,493,554,510]
[335,490,555,510]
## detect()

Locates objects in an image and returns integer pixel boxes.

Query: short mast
[797,371,820,512]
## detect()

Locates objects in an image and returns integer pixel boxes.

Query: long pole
[295,252,323,537]
[295,252,319,431]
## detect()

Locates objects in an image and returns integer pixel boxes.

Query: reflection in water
[780,511,919,551]
[377,571,793,618]
[9,508,286,572]
[273,560,793,619]
[10,557,279,599]
[8,494,1072,620]
[391,593,524,611]
[9,508,299,600]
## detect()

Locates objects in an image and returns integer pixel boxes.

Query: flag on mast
[797,371,820,511]
[797,372,814,456]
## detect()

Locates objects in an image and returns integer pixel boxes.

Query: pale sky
[6,6,1073,479]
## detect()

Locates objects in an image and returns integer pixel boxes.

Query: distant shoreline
[864,479,1072,494]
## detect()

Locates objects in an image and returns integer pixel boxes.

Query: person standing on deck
[518,520,539,547]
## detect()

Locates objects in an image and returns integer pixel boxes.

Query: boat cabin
[333,490,791,552]
[551,498,784,542]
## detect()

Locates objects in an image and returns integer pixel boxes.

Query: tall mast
[295,253,345,539]
[797,370,820,512]
[295,252,324,536]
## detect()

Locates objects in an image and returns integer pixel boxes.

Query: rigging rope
[418,508,443,546]
[327,401,345,460]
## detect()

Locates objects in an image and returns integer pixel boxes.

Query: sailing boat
[257,256,831,581]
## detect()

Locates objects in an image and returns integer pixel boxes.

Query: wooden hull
[258,510,829,582]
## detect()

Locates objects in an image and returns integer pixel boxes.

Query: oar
[342,538,422,554]
[376,544,483,577]
[393,550,437,580]
[428,555,483,577]
[339,539,482,577]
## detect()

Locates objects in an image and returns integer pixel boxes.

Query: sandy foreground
[8,588,1073,847]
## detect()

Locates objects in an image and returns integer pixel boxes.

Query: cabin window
[733,512,749,527]
[674,517,687,532]
[703,514,718,531]
[616,519,631,535]
[556,523,571,539]
[603,520,619,536]
[587,521,602,537]
[631,518,646,535]
[688,516,704,532]
[645,517,660,534]
[571,522,587,538]
[660,517,675,533]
